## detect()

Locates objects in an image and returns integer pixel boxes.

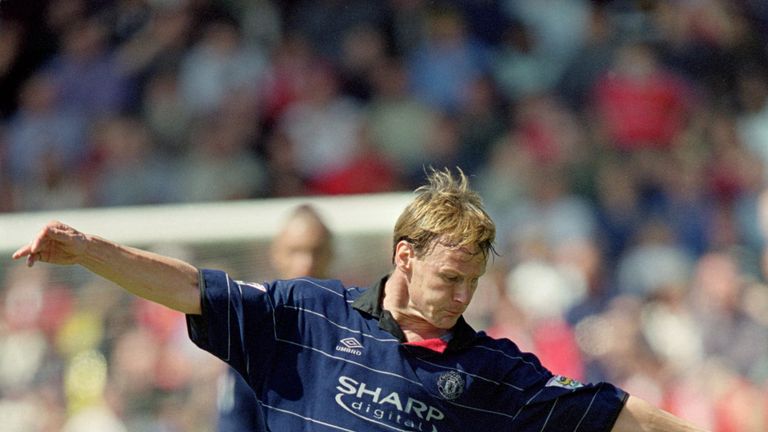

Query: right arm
[12,221,201,314]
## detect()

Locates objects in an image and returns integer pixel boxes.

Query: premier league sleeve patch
[545,375,584,390]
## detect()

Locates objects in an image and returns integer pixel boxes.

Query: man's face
[271,218,332,279]
[406,242,487,330]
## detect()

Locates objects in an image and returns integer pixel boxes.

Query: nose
[453,283,472,305]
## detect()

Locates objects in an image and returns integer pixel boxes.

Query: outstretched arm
[612,395,708,431]
[12,221,201,314]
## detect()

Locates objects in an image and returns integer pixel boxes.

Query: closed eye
[442,274,460,283]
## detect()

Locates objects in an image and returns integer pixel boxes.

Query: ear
[393,240,414,272]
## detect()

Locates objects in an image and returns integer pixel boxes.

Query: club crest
[437,371,464,400]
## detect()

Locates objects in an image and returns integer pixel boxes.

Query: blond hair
[392,167,496,261]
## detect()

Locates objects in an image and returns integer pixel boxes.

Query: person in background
[217,203,333,431]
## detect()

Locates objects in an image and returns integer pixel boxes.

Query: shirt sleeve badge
[545,375,584,390]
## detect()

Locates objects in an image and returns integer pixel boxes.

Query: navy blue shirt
[188,270,628,431]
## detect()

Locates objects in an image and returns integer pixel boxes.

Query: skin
[12,222,709,431]
[612,396,707,431]
[12,221,200,314]
[384,239,485,341]
[270,214,332,279]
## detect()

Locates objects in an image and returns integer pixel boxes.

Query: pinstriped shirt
[187,269,628,431]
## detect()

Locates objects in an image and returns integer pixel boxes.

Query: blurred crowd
[3,0,768,430]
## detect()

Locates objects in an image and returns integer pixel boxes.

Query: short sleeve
[186,269,279,393]
[478,336,628,431]
[515,374,628,431]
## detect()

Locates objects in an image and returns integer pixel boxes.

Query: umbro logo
[336,337,363,356]
[340,338,363,349]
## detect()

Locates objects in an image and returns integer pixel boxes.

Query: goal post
[0,192,413,252]
[0,192,414,290]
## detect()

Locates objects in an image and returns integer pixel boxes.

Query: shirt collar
[352,275,477,352]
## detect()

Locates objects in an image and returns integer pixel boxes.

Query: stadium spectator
[406,7,491,112]
[366,56,437,180]
[284,0,389,63]
[171,112,267,203]
[4,72,88,211]
[592,41,693,151]
[43,16,129,121]
[177,17,268,118]
[85,115,173,206]
[275,61,364,181]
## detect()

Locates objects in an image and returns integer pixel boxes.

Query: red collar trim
[404,338,449,354]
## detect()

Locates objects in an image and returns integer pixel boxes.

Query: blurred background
[2,0,768,430]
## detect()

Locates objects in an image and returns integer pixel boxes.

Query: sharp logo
[336,337,363,356]
[335,376,443,431]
